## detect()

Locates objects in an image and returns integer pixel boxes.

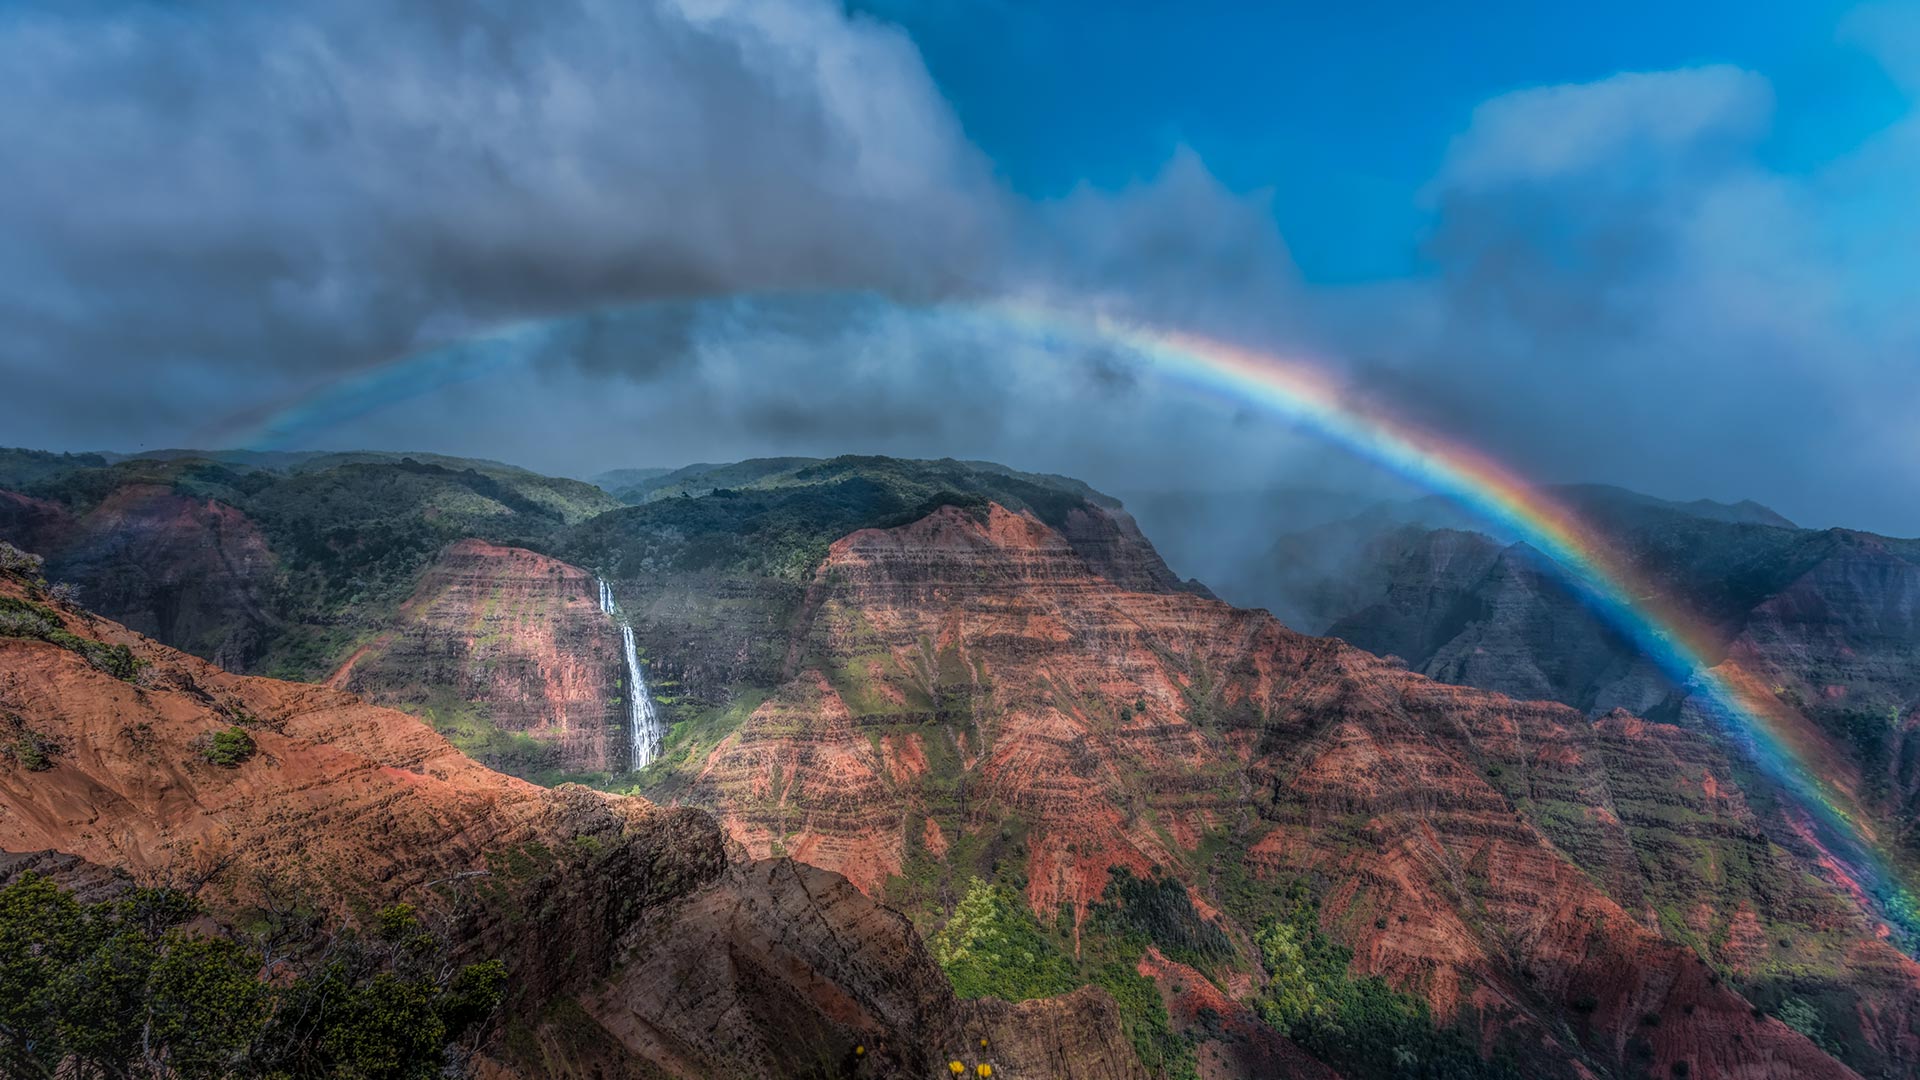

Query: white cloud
[1437,66,1772,190]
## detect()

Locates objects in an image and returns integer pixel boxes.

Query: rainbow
[996,301,1916,940]
[209,295,1918,939]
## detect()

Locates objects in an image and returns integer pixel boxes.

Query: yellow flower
[854,1045,864,1056]
[949,1062,965,1075]
[978,1066,993,1078]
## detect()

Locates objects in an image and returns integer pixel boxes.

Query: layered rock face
[330,538,627,773]
[0,572,1138,1078]
[680,503,1905,1078]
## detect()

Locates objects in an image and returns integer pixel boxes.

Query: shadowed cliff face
[0,569,1142,1078]
[671,502,1909,1079]
[1255,502,1920,844]
[1725,533,1920,813]
[0,484,279,669]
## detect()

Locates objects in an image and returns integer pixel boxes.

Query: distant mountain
[600,456,822,502]
[1554,483,1798,529]
[0,449,1181,778]
[1219,484,1804,634]
[586,465,674,494]
[1231,483,1920,841]
[0,449,621,681]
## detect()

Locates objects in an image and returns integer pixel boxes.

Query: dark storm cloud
[0,0,1009,429]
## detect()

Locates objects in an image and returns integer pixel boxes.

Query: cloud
[0,0,1005,396]
[1437,66,1772,190]
[0,0,1309,469]
[1025,148,1303,337]
[3,0,1917,538]
[1352,55,1920,533]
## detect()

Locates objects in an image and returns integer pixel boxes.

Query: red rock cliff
[682,503,1890,1079]
[0,569,1141,1078]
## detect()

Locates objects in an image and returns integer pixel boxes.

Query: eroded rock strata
[0,570,1135,1077]
[330,538,627,773]
[680,503,1904,1078]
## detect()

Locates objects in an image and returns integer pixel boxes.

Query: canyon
[5,449,1919,1077]
[0,560,1138,1077]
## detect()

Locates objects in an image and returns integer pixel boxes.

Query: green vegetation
[1742,980,1865,1066]
[1086,958,1195,1080]
[1252,881,1520,1080]
[557,455,1112,584]
[932,879,1080,1002]
[609,455,1114,512]
[0,448,113,491]
[1773,996,1837,1054]
[1088,867,1234,971]
[0,592,141,681]
[200,726,258,768]
[7,451,621,681]
[0,874,505,1079]
[930,876,1200,1080]
[2,713,60,771]
[245,460,591,618]
[0,541,45,576]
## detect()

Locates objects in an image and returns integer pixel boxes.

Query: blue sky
[859,0,1907,280]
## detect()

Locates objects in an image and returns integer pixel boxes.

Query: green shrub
[0,541,43,576]
[1090,959,1196,1080]
[1,714,60,771]
[1774,996,1840,1055]
[1253,881,1523,1080]
[0,595,142,681]
[6,737,52,771]
[202,726,257,768]
[0,871,508,1079]
[932,879,1079,1002]
[1087,866,1233,970]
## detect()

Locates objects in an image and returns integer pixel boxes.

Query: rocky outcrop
[1056,502,1200,596]
[965,986,1152,1080]
[0,848,130,904]
[330,538,626,773]
[674,502,1893,1079]
[0,570,1139,1078]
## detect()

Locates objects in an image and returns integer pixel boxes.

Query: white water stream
[598,578,662,770]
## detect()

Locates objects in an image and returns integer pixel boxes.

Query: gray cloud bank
[1,0,1916,535]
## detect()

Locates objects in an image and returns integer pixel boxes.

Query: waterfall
[597,577,662,771]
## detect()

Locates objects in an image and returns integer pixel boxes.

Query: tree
[0,873,507,1079]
